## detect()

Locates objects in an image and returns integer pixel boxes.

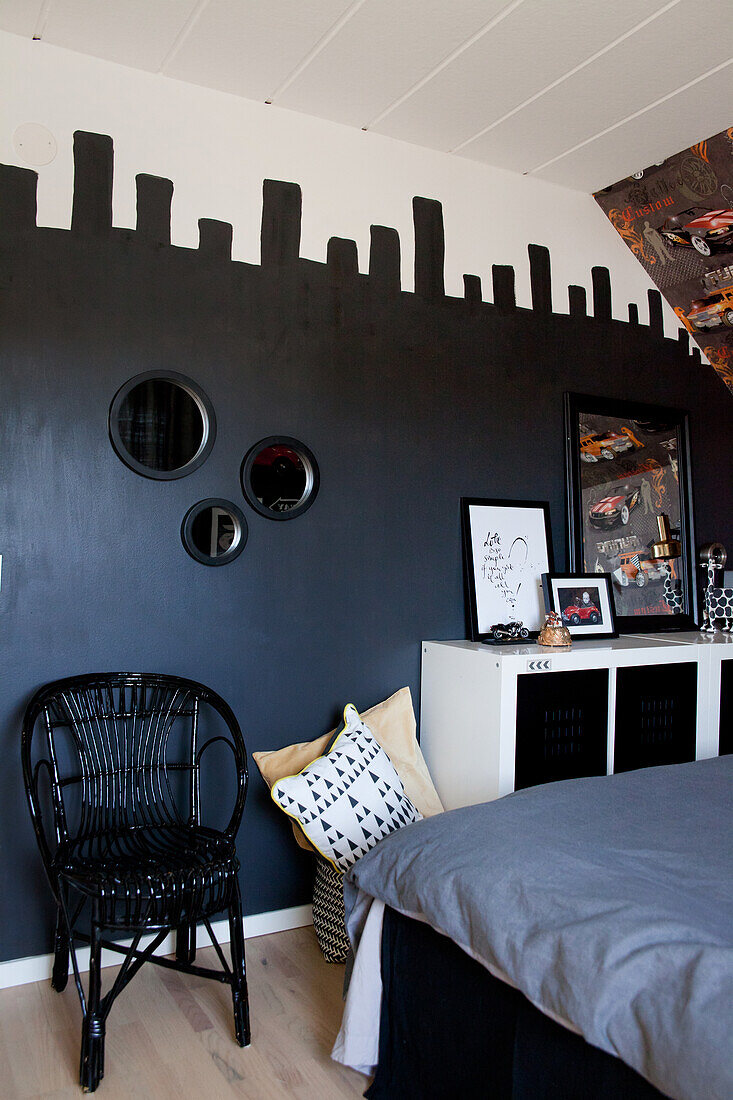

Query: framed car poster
[461,498,554,642]
[564,393,698,633]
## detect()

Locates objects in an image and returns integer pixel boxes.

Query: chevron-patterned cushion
[271,704,422,871]
[312,855,350,963]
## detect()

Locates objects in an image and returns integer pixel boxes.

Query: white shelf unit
[419,635,721,812]
[635,631,733,755]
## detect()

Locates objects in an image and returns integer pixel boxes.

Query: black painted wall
[1,132,731,962]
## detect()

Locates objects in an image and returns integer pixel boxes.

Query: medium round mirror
[181,499,247,566]
[241,437,320,520]
[109,371,215,479]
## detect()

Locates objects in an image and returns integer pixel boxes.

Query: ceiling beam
[527,55,733,177]
[363,0,528,131]
[31,0,54,41]
[266,0,371,103]
[158,0,211,74]
[451,0,683,155]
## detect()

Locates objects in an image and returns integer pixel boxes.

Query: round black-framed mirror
[181,498,247,566]
[109,370,216,480]
[241,436,320,520]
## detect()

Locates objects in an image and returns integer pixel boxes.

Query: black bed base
[366,907,667,1100]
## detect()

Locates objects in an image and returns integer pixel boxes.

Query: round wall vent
[13,123,57,166]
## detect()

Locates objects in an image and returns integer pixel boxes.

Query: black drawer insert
[614,662,696,773]
[515,669,608,790]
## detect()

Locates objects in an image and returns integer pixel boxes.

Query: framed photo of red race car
[564,393,698,633]
[542,572,617,640]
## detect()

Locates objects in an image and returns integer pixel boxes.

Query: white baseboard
[0,904,312,991]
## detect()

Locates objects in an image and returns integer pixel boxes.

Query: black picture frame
[564,392,698,633]
[542,572,618,640]
[461,497,555,642]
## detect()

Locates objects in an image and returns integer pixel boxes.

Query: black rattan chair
[22,672,250,1092]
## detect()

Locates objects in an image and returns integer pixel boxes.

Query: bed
[332,757,733,1100]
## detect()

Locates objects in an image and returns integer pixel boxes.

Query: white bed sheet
[331,892,384,1075]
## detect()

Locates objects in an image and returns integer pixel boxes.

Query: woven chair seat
[54,824,239,928]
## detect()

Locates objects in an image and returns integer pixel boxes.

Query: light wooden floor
[0,926,368,1099]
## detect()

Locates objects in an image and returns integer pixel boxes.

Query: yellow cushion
[253,687,443,851]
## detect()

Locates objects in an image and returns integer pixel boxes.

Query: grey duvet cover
[346,757,733,1100]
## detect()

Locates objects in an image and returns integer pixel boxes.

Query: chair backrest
[22,673,247,879]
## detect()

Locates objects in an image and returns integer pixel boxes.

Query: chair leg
[80,912,105,1093]
[227,884,251,1048]
[51,906,70,993]
[176,922,197,966]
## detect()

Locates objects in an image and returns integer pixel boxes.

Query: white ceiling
[2,0,732,191]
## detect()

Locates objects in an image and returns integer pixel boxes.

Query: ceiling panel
[533,63,733,191]
[0,0,45,37]
[372,0,670,151]
[1,0,728,195]
[38,0,200,71]
[461,0,733,174]
[275,0,505,128]
[165,0,355,101]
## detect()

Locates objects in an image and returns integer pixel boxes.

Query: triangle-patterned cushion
[271,704,422,871]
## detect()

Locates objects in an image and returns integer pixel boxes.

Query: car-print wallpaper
[576,413,683,620]
[594,124,733,396]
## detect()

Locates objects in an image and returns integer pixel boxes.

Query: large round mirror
[109,371,215,479]
[241,437,319,520]
[182,499,247,566]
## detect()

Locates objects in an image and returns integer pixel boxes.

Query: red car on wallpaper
[659,207,733,256]
[589,487,640,528]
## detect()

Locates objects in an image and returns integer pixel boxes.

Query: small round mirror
[241,437,319,520]
[182,499,247,566]
[109,371,215,479]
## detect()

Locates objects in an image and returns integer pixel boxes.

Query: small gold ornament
[538,611,572,648]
